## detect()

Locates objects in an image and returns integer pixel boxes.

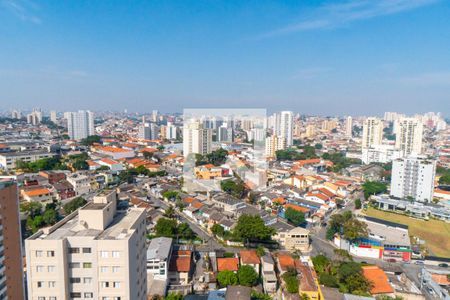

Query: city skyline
[1,0,450,115]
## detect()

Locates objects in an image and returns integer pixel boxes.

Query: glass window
[70,292,81,298]
[83,262,92,268]
[36,265,44,272]
[100,266,108,273]
[37,281,43,288]
[100,251,108,258]
[48,281,56,288]
[69,248,80,254]
[84,293,93,298]
[113,281,121,288]
[38,297,45,300]
[82,247,92,254]
[112,266,120,273]
[48,265,56,272]
[70,277,81,284]
[101,281,110,288]
[69,262,80,268]
[47,250,55,257]
[35,250,43,257]
[49,297,57,300]
[112,251,120,258]
[83,277,92,284]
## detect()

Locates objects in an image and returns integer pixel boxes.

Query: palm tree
[164,206,176,219]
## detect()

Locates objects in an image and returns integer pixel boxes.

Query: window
[69,247,80,254]
[112,251,120,258]
[36,265,44,272]
[100,251,108,258]
[101,281,110,288]
[83,277,92,284]
[38,297,45,300]
[35,250,43,257]
[69,262,80,268]
[48,281,56,288]
[47,250,55,257]
[70,277,81,284]
[83,262,92,268]
[84,293,93,299]
[113,281,121,288]
[49,297,56,300]
[70,292,81,298]
[82,247,91,254]
[48,265,56,272]
[100,266,108,273]
[37,281,43,288]
[112,266,120,273]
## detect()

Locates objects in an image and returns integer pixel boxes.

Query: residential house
[217,257,239,273]
[21,187,53,204]
[274,227,310,252]
[239,250,260,274]
[67,173,91,195]
[297,262,323,300]
[52,180,75,200]
[362,266,395,296]
[168,249,193,285]
[261,253,277,294]
[147,237,173,281]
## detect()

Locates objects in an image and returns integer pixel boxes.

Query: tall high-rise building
[151,110,158,123]
[50,110,57,123]
[218,124,234,142]
[25,190,147,300]
[27,108,43,125]
[166,122,179,140]
[11,110,21,119]
[395,118,423,156]
[362,117,383,149]
[345,116,353,138]
[0,177,25,299]
[66,110,95,140]
[390,157,436,202]
[305,124,315,138]
[279,111,293,147]
[183,121,212,157]
[265,135,286,158]
[138,122,158,140]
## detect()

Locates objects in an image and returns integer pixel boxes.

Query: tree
[157,145,165,151]
[72,159,88,170]
[314,143,323,149]
[256,245,265,257]
[285,207,306,226]
[177,222,196,240]
[80,135,101,146]
[217,270,238,287]
[165,293,183,300]
[355,198,362,209]
[342,218,368,240]
[312,255,331,274]
[29,215,44,233]
[43,209,58,225]
[362,181,387,200]
[162,190,179,200]
[63,197,87,214]
[439,174,450,185]
[334,249,353,261]
[155,218,178,238]
[221,179,246,198]
[233,214,275,243]
[20,202,43,218]
[163,206,176,219]
[251,291,272,300]
[211,224,225,237]
[237,265,259,286]
[300,294,310,300]
[319,273,339,287]
[282,269,299,293]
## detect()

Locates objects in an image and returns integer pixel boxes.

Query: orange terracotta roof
[284,203,310,213]
[240,250,260,265]
[362,266,394,294]
[431,274,450,285]
[169,256,192,272]
[98,146,131,153]
[86,160,99,166]
[334,180,352,187]
[278,254,295,271]
[272,197,286,205]
[100,158,119,165]
[435,189,450,195]
[317,188,335,197]
[139,147,158,153]
[122,143,139,148]
[306,192,330,201]
[183,197,195,204]
[192,201,204,209]
[217,257,239,272]
[23,188,51,197]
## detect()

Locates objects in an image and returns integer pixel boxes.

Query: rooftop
[147,237,173,261]
[362,266,394,294]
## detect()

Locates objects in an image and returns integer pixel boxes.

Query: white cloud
[1,0,41,24]
[259,0,439,39]
[399,71,450,86]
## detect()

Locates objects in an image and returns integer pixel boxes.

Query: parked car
[415,260,424,265]
[438,263,448,268]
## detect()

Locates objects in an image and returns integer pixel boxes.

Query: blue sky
[1,0,449,116]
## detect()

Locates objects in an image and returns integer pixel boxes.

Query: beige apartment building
[275,227,310,252]
[25,190,147,300]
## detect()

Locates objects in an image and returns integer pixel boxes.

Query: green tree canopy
[220,179,246,198]
[237,265,259,287]
[217,270,238,287]
[362,181,387,200]
[80,135,101,146]
[155,218,178,238]
[282,269,299,293]
[43,209,58,225]
[233,214,275,243]
[63,197,87,214]
[285,207,306,226]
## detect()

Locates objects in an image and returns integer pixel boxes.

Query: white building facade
[66,110,95,140]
